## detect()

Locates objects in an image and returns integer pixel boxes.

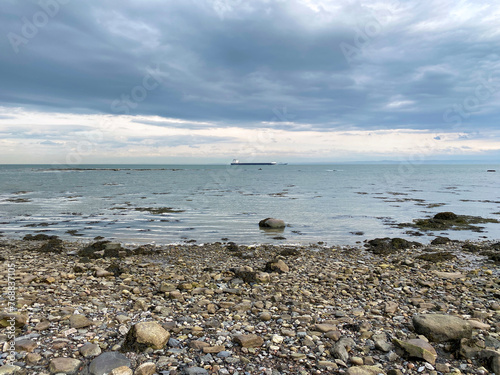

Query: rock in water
[259,218,286,228]
[393,338,437,365]
[123,321,170,351]
[413,314,472,342]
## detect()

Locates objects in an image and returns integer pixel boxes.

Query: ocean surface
[0,164,499,246]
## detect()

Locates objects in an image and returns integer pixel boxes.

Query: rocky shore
[0,237,499,375]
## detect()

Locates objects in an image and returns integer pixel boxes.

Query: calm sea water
[0,164,499,246]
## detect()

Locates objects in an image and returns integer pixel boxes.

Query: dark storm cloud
[1,0,499,131]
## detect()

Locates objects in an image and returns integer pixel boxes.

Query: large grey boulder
[413,314,472,342]
[258,218,285,228]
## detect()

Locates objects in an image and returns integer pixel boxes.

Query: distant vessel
[231,159,277,165]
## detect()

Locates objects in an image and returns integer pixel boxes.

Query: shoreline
[0,237,499,374]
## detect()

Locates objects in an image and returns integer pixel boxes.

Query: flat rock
[69,314,93,329]
[393,338,437,365]
[333,337,356,363]
[123,321,170,351]
[185,367,209,375]
[79,342,102,357]
[134,362,156,375]
[433,271,465,279]
[89,352,131,375]
[413,314,472,342]
[110,367,133,375]
[346,365,387,375]
[15,338,37,352]
[0,365,24,375]
[233,334,264,348]
[49,357,82,374]
[314,323,337,333]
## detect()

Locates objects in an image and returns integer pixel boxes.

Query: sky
[1,0,500,164]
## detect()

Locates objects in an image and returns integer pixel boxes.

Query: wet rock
[89,352,131,375]
[233,334,264,348]
[393,338,437,365]
[413,314,472,342]
[48,357,82,374]
[259,218,286,228]
[123,321,170,351]
[365,237,422,255]
[431,236,452,245]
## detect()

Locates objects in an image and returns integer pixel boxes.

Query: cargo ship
[230,159,277,165]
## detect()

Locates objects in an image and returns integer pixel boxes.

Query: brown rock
[69,314,93,329]
[123,321,170,351]
[134,362,156,375]
[48,357,82,374]
[203,345,226,354]
[233,334,264,348]
[15,339,37,352]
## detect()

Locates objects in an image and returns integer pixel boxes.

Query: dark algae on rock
[398,211,500,232]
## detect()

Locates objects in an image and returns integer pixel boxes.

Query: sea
[0,164,499,246]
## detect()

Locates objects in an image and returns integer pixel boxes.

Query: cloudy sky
[1,0,499,164]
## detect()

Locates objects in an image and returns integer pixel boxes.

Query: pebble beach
[1,236,499,375]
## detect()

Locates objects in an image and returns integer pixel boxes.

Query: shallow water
[0,164,499,245]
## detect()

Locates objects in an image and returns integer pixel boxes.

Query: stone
[333,337,356,363]
[48,357,82,374]
[111,367,133,375]
[185,367,209,375]
[69,314,93,329]
[413,314,472,342]
[89,352,131,375]
[79,342,102,357]
[346,365,387,375]
[123,321,170,351]
[15,338,37,352]
[260,311,272,321]
[34,320,50,331]
[265,259,289,273]
[373,333,393,352]
[233,334,264,348]
[325,330,342,341]
[314,323,337,333]
[259,218,286,228]
[0,313,28,328]
[393,338,437,365]
[203,345,225,353]
[190,340,210,349]
[0,366,23,375]
[383,301,398,314]
[26,352,42,364]
[134,362,156,375]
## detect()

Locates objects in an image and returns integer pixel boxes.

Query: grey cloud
[0,0,499,134]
